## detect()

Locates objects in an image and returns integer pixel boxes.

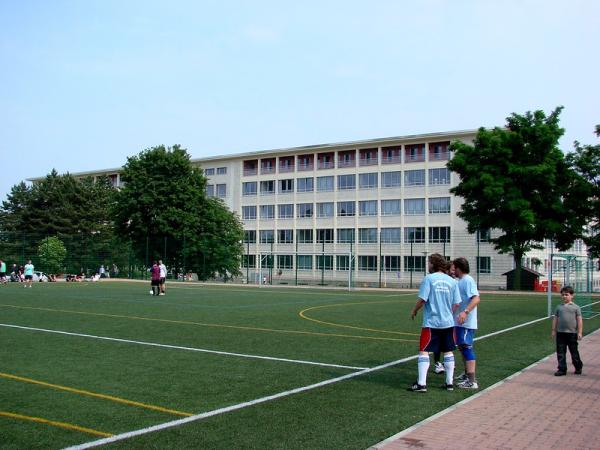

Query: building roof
[502,267,544,277]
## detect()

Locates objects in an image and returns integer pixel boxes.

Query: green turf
[0,281,598,449]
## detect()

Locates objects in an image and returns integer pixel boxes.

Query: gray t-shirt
[555,303,581,333]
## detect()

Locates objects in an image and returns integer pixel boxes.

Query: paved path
[371,329,600,450]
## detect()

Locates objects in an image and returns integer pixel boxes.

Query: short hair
[429,253,447,273]
[560,286,574,295]
[452,257,470,274]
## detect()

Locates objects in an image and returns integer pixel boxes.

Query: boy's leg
[443,351,455,386]
[556,333,568,374]
[567,333,583,373]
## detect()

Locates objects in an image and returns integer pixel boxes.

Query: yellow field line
[0,303,416,342]
[299,301,419,336]
[0,411,113,437]
[0,372,192,417]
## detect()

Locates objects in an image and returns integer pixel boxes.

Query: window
[297,203,313,218]
[358,256,377,271]
[242,206,257,220]
[338,174,356,190]
[429,168,450,185]
[477,256,491,274]
[279,179,294,193]
[381,228,401,243]
[242,254,256,268]
[316,255,333,270]
[404,256,426,272]
[278,229,293,244]
[337,201,355,216]
[278,204,294,219]
[317,176,334,192]
[259,230,274,243]
[260,180,275,195]
[261,254,274,269]
[206,184,214,197]
[297,255,313,270]
[260,205,274,219]
[217,167,227,175]
[383,256,401,271]
[216,184,226,198]
[429,227,451,243]
[242,182,257,196]
[359,228,378,244]
[243,230,256,243]
[277,255,293,270]
[337,228,355,243]
[359,173,378,189]
[336,255,350,271]
[297,229,313,243]
[428,197,451,214]
[359,200,377,216]
[317,228,334,243]
[381,171,401,188]
[381,199,401,215]
[404,198,425,215]
[478,229,491,242]
[204,168,215,176]
[297,177,314,192]
[404,227,425,243]
[317,202,334,218]
[404,170,425,186]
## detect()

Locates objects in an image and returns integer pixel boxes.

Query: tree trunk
[513,251,524,291]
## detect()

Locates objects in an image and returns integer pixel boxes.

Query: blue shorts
[454,327,475,347]
[419,327,456,353]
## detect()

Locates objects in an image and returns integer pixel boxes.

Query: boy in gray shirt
[551,286,583,376]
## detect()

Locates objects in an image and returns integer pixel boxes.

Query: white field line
[61,313,553,449]
[0,323,367,371]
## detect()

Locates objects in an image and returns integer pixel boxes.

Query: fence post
[378,230,382,288]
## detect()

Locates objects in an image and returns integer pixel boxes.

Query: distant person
[552,286,583,376]
[158,259,167,296]
[452,257,481,389]
[112,264,119,278]
[409,253,461,392]
[0,259,6,284]
[10,264,19,282]
[99,265,106,278]
[150,261,160,296]
[23,260,34,288]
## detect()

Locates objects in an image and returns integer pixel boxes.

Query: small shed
[502,267,543,291]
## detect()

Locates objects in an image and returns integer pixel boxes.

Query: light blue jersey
[418,272,461,328]
[24,264,34,276]
[455,274,479,329]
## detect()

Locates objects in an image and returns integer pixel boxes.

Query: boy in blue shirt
[409,253,461,392]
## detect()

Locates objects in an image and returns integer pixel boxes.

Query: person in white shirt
[158,259,167,296]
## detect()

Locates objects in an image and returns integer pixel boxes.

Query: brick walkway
[371,329,600,450]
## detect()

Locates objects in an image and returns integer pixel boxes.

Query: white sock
[444,354,455,385]
[417,354,430,386]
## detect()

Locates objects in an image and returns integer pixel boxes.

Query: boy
[552,286,583,376]
[409,253,461,392]
[23,260,34,288]
[158,259,167,295]
[150,261,161,296]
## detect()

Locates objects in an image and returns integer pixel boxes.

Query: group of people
[149,259,167,296]
[0,259,36,287]
[410,253,584,393]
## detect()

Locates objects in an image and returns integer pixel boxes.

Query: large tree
[113,145,244,280]
[447,107,585,288]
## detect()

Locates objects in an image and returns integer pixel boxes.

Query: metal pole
[410,241,413,289]
[378,230,382,288]
[246,239,249,283]
[145,235,149,280]
[476,231,480,286]
[295,239,298,286]
[321,240,325,286]
[548,252,553,317]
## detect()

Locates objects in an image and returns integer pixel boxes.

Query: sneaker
[455,372,468,383]
[407,382,427,392]
[457,379,479,389]
[554,371,566,377]
[159,293,165,296]
[433,362,445,374]
[442,383,454,391]
[574,369,582,375]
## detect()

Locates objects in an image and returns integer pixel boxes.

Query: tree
[38,236,67,274]
[447,107,585,288]
[566,125,600,257]
[113,145,244,280]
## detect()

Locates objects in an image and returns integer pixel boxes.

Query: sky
[1,0,598,202]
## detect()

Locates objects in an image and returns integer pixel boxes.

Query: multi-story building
[35,129,594,289]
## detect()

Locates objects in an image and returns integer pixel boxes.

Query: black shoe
[441,383,454,391]
[408,382,427,392]
[554,371,566,376]
[574,369,582,375]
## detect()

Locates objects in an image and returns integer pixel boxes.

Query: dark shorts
[420,327,456,353]
[160,277,166,284]
[151,279,160,286]
[454,327,475,348]
[0,272,6,277]
[25,275,33,280]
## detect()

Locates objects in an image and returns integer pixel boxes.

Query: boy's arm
[577,315,583,340]
[551,316,557,338]
[411,299,426,320]
[457,294,480,325]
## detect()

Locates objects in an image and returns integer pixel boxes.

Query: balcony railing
[429,151,449,161]
[279,164,294,173]
[337,159,356,168]
[406,154,425,163]
[359,157,378,166]
[318,161,334,169]
[261,166,275,174]
[243,168,258,176]
[298,162,314,171]
[381,155,401,164]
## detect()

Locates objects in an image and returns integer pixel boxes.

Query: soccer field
[1,282,599,449]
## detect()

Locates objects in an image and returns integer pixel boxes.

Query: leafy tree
[447,107,585,288]
[113,145,244,280]
[566,125,600,257]
[38,236,67,274]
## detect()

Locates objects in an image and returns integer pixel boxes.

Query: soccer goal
[550,253,599,319]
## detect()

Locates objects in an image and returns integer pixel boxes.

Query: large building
[38,129,594,290]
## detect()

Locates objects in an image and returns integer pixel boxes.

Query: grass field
[1,281,599,449]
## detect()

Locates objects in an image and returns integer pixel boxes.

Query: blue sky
[1,0,598,201]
